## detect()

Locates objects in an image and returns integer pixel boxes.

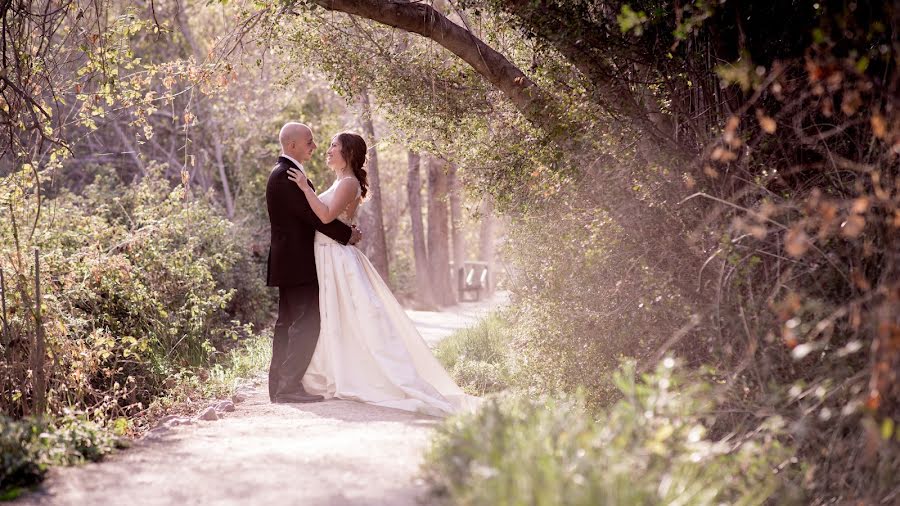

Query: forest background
[0,1,897,504]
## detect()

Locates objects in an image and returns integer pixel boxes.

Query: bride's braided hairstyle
[336,132,369,199]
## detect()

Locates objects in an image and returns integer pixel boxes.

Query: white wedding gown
[302,178,479,417]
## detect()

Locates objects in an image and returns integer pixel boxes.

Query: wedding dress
[302,177,478,417]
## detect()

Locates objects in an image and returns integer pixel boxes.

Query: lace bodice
[318,177,361,225]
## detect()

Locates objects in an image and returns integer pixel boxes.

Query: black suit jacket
[266,156,352,286]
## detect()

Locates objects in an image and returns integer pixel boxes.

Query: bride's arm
[288,169,358,224]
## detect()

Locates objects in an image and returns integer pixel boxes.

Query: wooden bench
[456,261,489,302]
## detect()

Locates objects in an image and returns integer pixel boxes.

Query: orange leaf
[851,269,871,290]
[725,115,740,134]
[841,214,865,238]
[841,90,862,116]
[711,147,737,162]
[756,109,777,133]
[866,391,881,411]
[750,225,767,240]
[871,114,887,139]
[851,197,870,214]
[785,227,810,257]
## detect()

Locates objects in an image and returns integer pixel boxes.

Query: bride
[286,132,477,417]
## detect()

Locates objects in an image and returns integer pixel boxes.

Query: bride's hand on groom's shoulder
[287,168,309,191]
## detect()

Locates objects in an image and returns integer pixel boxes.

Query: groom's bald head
[279,122,316,163]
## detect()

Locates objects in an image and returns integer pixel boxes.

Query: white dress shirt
[281,154,306,176]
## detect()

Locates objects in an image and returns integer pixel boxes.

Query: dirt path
[17,294,506,506]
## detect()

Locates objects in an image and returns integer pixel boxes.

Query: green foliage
[434,314,514,396]
[387,249,416,302]
[424,361,793,506]
[0,164,272,420]
[33,412,120,466]
[502,196,693,406]
[0,413,119,499]
[617,5,648,35]
[203,331,273,400]
[0,417,45,499]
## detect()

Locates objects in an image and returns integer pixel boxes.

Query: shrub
[0,417,45,499]
[0,165,272,420]
[501,199,695,407]
[424,360,793,506]
[0,413,118,500]
[434,314,514,395]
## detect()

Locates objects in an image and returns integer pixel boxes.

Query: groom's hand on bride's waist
[349,226,362,245]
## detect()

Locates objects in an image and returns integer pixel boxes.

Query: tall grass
[434,313,514,395]
[424,361,794,506]
[205,331,273,398]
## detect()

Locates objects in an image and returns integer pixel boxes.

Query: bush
[0,417,45,499]
[423,360,793,506]
[0,164,272,420]
[0,413,118,500]
[434,314,514,395]
[501,198,695,407]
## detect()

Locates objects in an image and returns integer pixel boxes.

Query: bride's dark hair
[336,132,369,199]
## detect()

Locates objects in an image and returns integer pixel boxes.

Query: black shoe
[275,391,325,403]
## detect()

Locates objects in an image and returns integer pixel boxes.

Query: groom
[266,122,361,403]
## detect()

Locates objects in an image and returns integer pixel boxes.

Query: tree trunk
[426,156,454,306]
[407,151,436,308]
[479,197,496,295]
[448,163,465,301]
[356,91,390,283]
[175,0,234,218]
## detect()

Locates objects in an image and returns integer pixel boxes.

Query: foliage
[501,194,696,406]
[196,331,273,401]
[434,313,514,396]
[0,416,45,499]
[424,360,792,506]
[0,412,119,500]
[0,0,895,503]
[0,164,271,421]
[369,1,896,501]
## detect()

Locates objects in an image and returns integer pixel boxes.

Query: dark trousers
[268,283,320,401]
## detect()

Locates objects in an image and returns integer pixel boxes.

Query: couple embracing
[265,122,475,417]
